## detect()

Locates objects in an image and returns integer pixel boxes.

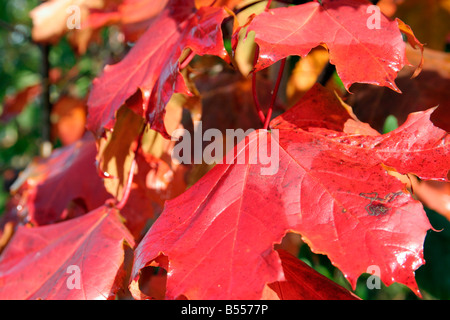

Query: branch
[39,43,53,157]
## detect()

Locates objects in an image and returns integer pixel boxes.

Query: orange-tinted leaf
[0,206,134,300]
[134,149,188,206]
[0,222,14,255]
[30,0,104,54]
[87,0,169,42]
[0,84,42,123]
[286,46,330,105]
[410,177,450,222]
[51,95,87,145]
[96,95,188,238]
[377,0,398,18]
[0,194,25,254]
[395,0,450,51]
[97,105,145,200]
[195,0,243,9]
[396,18,424,78]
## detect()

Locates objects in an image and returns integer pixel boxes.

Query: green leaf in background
[383,114,399,134]
[416,208,450,299]
[0,0,41,215]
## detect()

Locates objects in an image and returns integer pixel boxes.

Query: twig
[251,46,266,125]
[263,58,286,130]
[317,62,336,86]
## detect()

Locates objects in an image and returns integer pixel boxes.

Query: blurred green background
[0,0,114,214]
[0,0,41,212]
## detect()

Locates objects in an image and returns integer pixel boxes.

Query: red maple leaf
[0,206,134,300]
[247,0,422,92]
[129,84,448,299]
[9,134,112,226]
[86,0,228,138]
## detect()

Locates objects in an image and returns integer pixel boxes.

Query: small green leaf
[383,115,399,134]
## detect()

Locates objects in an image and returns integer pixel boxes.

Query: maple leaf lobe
[87,0,228,138]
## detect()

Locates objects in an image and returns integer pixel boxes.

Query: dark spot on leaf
[359,191,403,217]
[367,201,389,216]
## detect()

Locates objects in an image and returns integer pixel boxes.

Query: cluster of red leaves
[0,0,449,300]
